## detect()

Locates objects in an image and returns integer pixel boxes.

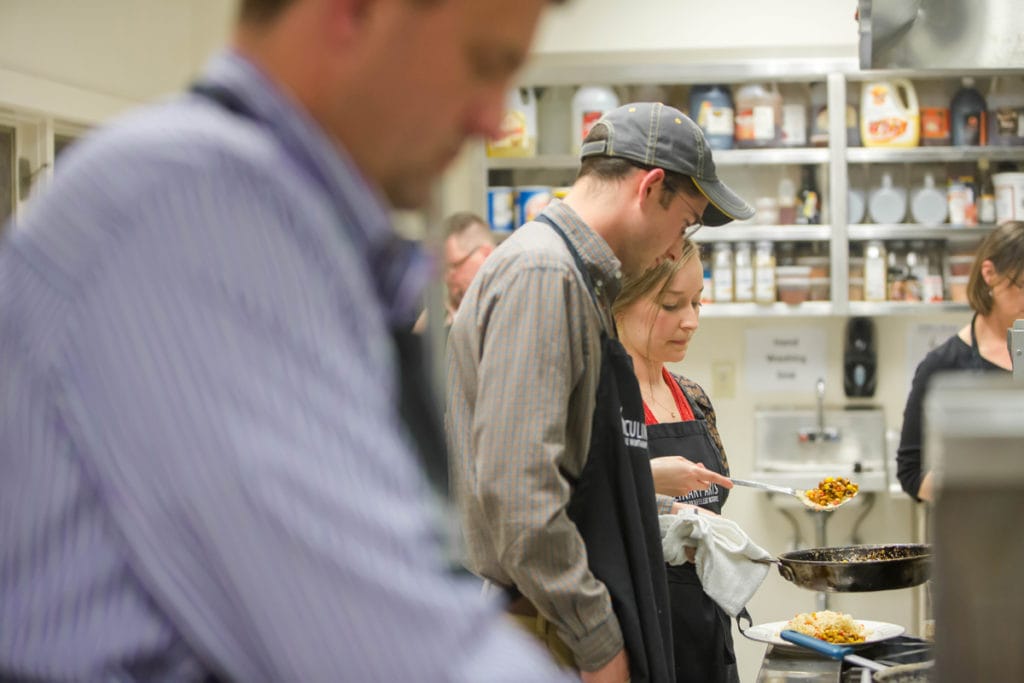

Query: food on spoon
[784,610,866,644]
[804,476,859,507]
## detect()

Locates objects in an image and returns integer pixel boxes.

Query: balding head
[443,212,495,311]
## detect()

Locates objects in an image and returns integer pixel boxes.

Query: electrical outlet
[711,360,736,399]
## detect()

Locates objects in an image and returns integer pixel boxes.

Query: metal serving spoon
[730,478,857,511]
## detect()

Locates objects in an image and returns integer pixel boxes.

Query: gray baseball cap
[580,101,754,226]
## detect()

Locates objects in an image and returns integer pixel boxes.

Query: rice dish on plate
[784,610,866,644]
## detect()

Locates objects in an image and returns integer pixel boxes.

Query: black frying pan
[768,543,931,592]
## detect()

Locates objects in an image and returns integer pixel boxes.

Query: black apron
[184,82,451,683]
[646,387,738,683]
[538,216,674,683]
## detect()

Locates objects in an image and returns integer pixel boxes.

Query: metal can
[515,185,552,226]
[487,186,515,232]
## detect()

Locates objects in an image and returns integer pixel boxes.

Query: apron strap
[534,214,606,323]
[969,311,985,370]
[736,607,754,633]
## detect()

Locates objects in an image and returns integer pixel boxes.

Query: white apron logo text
[621,414,648,449]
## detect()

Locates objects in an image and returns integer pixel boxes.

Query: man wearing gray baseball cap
[581,101,754,227]
[447,102,751,683]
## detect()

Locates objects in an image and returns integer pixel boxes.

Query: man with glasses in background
[414,211,495,333]
[443,211,496,322]
[446,102,753,683]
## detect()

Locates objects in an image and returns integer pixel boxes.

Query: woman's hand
[651,457,733,498]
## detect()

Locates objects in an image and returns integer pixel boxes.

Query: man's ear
[636,167,666,206]
[479,243,495,259]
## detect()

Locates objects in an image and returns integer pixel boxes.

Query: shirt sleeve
[656,493,677,514]
[897,355,935,501]
[469,261,623,671]
[57,166,574,683]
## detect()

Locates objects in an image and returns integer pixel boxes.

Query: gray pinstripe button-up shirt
[0,51,574,683]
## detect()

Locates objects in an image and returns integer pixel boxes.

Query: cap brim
[693,177,755,227]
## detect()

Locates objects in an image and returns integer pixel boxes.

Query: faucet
[799,377,841,443]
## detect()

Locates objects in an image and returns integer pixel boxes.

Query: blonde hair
[612,239,700,321]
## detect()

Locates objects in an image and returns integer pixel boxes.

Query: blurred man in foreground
[0,0,573,681]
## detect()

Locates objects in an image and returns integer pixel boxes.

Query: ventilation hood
[858,0,1024,70]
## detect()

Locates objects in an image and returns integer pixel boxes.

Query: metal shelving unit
[848,301,971,316]
[706,148,831,167]
[693,225,831,243]
[486,147,832,171]
[474,59,1024,318]
[701,301,833,318]
[486,155,577,171]
[847,224,994,241]
[847,146,1024,164]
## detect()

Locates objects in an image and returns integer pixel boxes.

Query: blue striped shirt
[0,51,573,683]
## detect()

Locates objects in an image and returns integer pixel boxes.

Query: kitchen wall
[0,0,236,123]
[531,0,858,58]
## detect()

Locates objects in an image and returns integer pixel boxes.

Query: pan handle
[780,630,853,660]
[758,557,797,584]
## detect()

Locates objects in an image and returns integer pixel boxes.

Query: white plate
[743,620,905,648]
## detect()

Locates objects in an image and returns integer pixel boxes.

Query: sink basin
[753,407,888,492]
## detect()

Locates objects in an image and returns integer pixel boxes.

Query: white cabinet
[470,57,1024,317]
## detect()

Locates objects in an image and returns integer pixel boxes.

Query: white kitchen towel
[660,509,773,618]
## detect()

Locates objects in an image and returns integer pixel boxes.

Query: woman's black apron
[646,388,738,683]
[538,215,673,683]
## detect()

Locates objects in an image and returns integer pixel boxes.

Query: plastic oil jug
[861,79,919,148]
[689,84,735,150]
[487,87,537,158]
[950,77,987,147]
[734,83,781,149]
[571,85,619,154]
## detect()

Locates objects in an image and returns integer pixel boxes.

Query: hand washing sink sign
[744,327,826,392]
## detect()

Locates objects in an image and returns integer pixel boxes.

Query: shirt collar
[541,200,623,303]
[199,51,394,252]
[197,51,428,326]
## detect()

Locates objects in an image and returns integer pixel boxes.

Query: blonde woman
[613,239,738,683]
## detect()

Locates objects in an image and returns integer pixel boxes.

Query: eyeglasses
[445,245,482,274]
[677,192,704,240]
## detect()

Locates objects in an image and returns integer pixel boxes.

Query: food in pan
[803,476,859,507]
[784,610,867,644]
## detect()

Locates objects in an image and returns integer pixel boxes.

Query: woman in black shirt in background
[897,221,1024,502]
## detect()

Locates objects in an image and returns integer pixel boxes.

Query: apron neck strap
[534,214,610,331]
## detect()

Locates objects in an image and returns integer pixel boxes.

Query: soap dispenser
[844,317,877,398]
